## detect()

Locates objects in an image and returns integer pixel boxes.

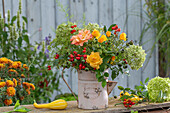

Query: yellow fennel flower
[119,32,127,41]
[86,52,103,69]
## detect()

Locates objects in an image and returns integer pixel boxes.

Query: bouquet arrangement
[0,57,35,106]
[49,22,146,87]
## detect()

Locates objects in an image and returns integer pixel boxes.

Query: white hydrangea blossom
[125,45,146,70]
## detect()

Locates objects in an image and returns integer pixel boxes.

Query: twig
[61,67,78,103]
[2,0,6,31]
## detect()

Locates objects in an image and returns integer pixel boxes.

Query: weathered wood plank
[127,0,142,89]
[26,0,41,43]
[84,0,99,23]
[141,0,156,83]
[111,0,128,96]
[40,0,56,40]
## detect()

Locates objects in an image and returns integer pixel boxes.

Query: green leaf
[102,79,106,88]
[22,16,28,23]
[11,16,17,25]
[14,100,20,109]
[104,72,109,77]
[111,70,117,80]
[23,35,29,44]
[108,24,116,31]
[96,73,101,78]
[18,37,22,48]
[14,106,31,112]
[145,77,149,83]
[118,86,124,90]
[140,81,144,86]
[104,25,107,33]
[125,88,131,91]
[98,76,103,82]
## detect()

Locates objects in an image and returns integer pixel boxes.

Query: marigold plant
[0,57,35,106]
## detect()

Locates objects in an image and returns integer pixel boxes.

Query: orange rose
[98,35,107,43]
[106,31,111,37]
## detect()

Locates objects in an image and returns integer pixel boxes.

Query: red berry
[112,25,118,30]
[48,65,51,68]
[123,102,127,105]
[55,56,58,59]
[125,61,128,64]
[82,66,86,69]
[114,31,117,35]
[71,26,74,28]
[123,59,126,61]
[116,28,121,32]
[124,99,127,101]
[94,68,96,70]
[124,105,128,108]
[83,55,87,58]
[83,58,86,60]
[84,47,86,50]
[72,29,76,32]
[131,102,135,105]
[74,25,77,27]
[76,57,81,60]
[70,54,74,58]
[71,31,74,34]
[72,63,75,67]
[128,105,132,108]
[69,59,72,61]
[105,42,108,44]
[48,68,51,70]
[73,51,77,54]
[56,54,59,57]
[77,54,82,57]
[128,100,131,103]
[82,50,86,53]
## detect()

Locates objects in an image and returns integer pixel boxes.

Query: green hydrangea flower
[147,76,170,102]
[124,45,146,70]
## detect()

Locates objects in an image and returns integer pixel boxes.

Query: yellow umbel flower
[0,82,6,88]
[92,29,101,39]
[106,31,111,37]
[86,52,103,69]
[98,35,107,43]
[6,80,14,87]
[6,87,16,97]
[4,99,13,106]
[119,32,127,41]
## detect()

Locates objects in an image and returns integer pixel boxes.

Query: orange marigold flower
[6,80,14,87]
[8,69,18,76]
[21,74,25,78]
[26,89,31,95]
[0,82,6,88]
[0,63,5,69]
[13,78,17,87]
[29,83,35,90]
[19,96,24,100]
[4,99,13,106]
[6,87,16,97]
[106,31,111,37]
[70,29,92,46]
[23,64,29,70]
[22,82,30,89]
[111,56,115,61]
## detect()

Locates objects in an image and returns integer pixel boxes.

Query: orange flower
[6,87,16,97]
[4,99,13,106]
[23,64,29,70]
[12,61,22,69]
[21,74,25,78]
[6,80,14,87]
[8,69,18,76]
[92,29,101,39]
[0,63,5,69]
[98,35,107,43]
[13,78,17,87]
[22,82,30,89]
[106,31,111,37]
[119,32,127,41]
[29,83,35,90]
[0,82,6,88]
[111,56,115,61]
[26,89,31,95]
[70,29,92,46]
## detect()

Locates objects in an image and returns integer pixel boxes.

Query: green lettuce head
[147,76,170,102]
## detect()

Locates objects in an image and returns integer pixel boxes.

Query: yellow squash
[33,99,67,110]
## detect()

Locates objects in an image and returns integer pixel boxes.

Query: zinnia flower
[106,31,111,37]
[92,29,101,39]
[6,87,16,97]
[6,80,14,87]
[119,32,127,41]
[0,82,6,88]
[70,29,92,46]
[86,52,103,69]
[4,99,13,106]
[13,78,17,87]
[98,35,107,43]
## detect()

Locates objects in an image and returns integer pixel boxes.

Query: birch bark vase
[77,70,117,110]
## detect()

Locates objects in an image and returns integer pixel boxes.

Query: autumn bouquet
[49,22,146,87]
[0,57,35,106]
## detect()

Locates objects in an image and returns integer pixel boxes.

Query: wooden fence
[0,0,158,100]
